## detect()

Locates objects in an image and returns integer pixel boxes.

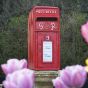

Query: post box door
[36,32,59,68]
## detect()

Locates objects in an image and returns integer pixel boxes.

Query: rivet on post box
[28,6,60,70]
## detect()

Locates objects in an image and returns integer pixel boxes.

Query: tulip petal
[81,22,88,44]
[3,69,34,88]
[1,64,8,75]
[52,77,69,88]
[1,59,28,75]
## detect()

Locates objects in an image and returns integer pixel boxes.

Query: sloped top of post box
[33,6,59,9]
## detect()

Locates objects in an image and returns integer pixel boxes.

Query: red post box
[28,6,60,70]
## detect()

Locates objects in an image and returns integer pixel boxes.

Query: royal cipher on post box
[28,6,60,70]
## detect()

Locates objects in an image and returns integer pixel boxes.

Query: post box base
[35,71,59,88]
[30,67,60,71]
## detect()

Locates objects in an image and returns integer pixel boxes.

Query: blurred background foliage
[0,0,88,69]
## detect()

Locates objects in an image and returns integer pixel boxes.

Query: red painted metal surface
[28,6,60,70]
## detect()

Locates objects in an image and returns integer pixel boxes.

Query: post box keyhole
[45,36,50,40]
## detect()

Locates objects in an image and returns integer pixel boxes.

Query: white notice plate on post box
[43,41,52,62]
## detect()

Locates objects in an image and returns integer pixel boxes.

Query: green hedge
[0,0,88,68]
[0,15,28,64]
[0,11,88,68]
[61,11,88,68]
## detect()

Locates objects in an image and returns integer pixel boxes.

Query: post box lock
[45,35,50,40]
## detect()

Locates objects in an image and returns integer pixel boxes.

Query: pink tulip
[52,65,87,88]
[81,21,88,44]
[1,59,27,75]
[52,77,69,88]
[3,69,34,88]
[60,65,87,88]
